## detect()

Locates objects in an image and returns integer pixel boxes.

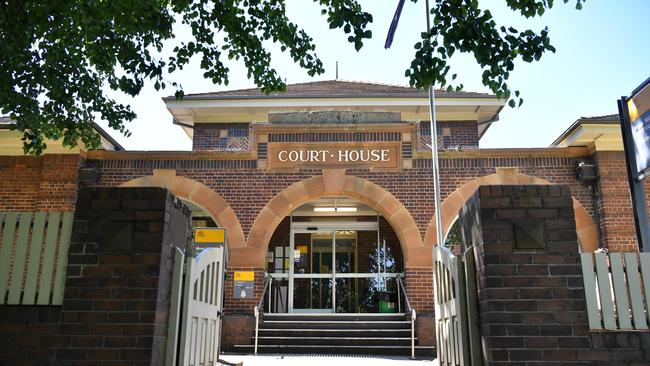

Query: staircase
[232,313,435,357]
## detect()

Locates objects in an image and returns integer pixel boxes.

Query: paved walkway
[220,354,438,366]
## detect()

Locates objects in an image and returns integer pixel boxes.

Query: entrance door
[288,221,378,313]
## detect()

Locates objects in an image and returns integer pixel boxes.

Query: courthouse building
[0,80,644,352]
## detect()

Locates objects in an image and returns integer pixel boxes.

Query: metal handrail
[254,274,272,354]
[396,275,416,358]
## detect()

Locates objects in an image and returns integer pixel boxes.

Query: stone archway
[245,169,427,268]
[120,169,246,255]
[423,168,599,252]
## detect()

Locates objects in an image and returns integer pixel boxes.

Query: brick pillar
[58,187,191,365]
[460,185,592,365]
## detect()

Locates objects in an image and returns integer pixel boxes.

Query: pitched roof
[550,114,619,147]
[0,116,124,151]
[165,80,495,100]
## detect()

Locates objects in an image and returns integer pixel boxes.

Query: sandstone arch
[246,169,428,268]
[120,170,246,256]
[423,168,599,252]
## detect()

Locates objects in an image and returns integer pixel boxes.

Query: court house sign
[267,142,401,170]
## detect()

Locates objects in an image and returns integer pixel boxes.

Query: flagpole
[425,0,445,247]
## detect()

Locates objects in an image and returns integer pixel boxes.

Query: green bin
[378,291,396,313]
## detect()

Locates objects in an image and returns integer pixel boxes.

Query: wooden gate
[166,246,226,366]
[433,246,481,366]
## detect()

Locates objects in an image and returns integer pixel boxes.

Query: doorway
[287,221,401,313]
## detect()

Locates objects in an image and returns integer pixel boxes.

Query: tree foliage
[0,0,582,154]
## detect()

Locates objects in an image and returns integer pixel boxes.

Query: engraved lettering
[381,149,389,162]
[370,149,381,161]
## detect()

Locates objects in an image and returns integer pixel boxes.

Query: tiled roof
[579,114,619,122]
[166,80,495,100]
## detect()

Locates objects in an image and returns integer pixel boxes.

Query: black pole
[617,97,650,252]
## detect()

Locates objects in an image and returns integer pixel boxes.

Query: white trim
[290,221,379,232]
[166,97,504,110]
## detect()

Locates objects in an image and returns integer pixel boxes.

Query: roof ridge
[579,113,619,120]
[169,79,494,99]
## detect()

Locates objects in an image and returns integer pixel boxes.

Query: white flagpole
[425,0,444,247]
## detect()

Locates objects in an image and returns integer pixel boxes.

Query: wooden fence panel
[624,253,647,330]
[580,252,650,331]
[0,211,73,306]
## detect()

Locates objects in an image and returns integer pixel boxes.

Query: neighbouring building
[0,80,645,354]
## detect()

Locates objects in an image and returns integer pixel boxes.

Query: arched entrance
[245,169,427,268]
[423,169,599,252]
[246,169,423,313]
[120,169,246,253]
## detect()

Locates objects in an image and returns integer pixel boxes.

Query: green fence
[0,212,74,305]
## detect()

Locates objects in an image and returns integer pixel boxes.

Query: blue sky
[101,0,650,150]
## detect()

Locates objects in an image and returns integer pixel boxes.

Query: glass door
[288,222,380,313]
[289,230,335,313]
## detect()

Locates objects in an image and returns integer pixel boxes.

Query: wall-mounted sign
[619,76,650,253]
[626,81,650,176]
[233,271,254,299]
[193,227,226,256]
[267,142,401,170]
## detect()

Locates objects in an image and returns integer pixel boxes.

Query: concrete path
[220,354,438,366]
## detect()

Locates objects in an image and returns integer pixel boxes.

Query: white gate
[432,246,480,366]
[166,246,226,366]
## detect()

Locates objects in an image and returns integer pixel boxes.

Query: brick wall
[0,154,81,211]
[594,151,650,252]
[223,267,266,314]
[58,187,191,365]
[94,155,595,241]
[420,121,480,150]
[0,307,62,364]
[460,184,650,365]
[0,187,192,365]
[193,123,250,151]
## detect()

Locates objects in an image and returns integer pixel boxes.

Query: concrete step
[260,320,411,329]
[258,328,412,337]
[232,344,435,357]
[262,313,407,322]
[257,336,414,346]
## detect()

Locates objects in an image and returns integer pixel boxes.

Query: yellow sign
[234,271,254,281]
[297,245,308,254]
[194,228,225,243]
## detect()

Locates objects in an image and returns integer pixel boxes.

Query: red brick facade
[594,151,650,252]
[0,154,81,211]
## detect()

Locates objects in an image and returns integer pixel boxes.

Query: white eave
[166,96,505,139]
[551,116,623,151]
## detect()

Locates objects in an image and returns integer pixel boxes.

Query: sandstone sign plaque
[267,142,401,170]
